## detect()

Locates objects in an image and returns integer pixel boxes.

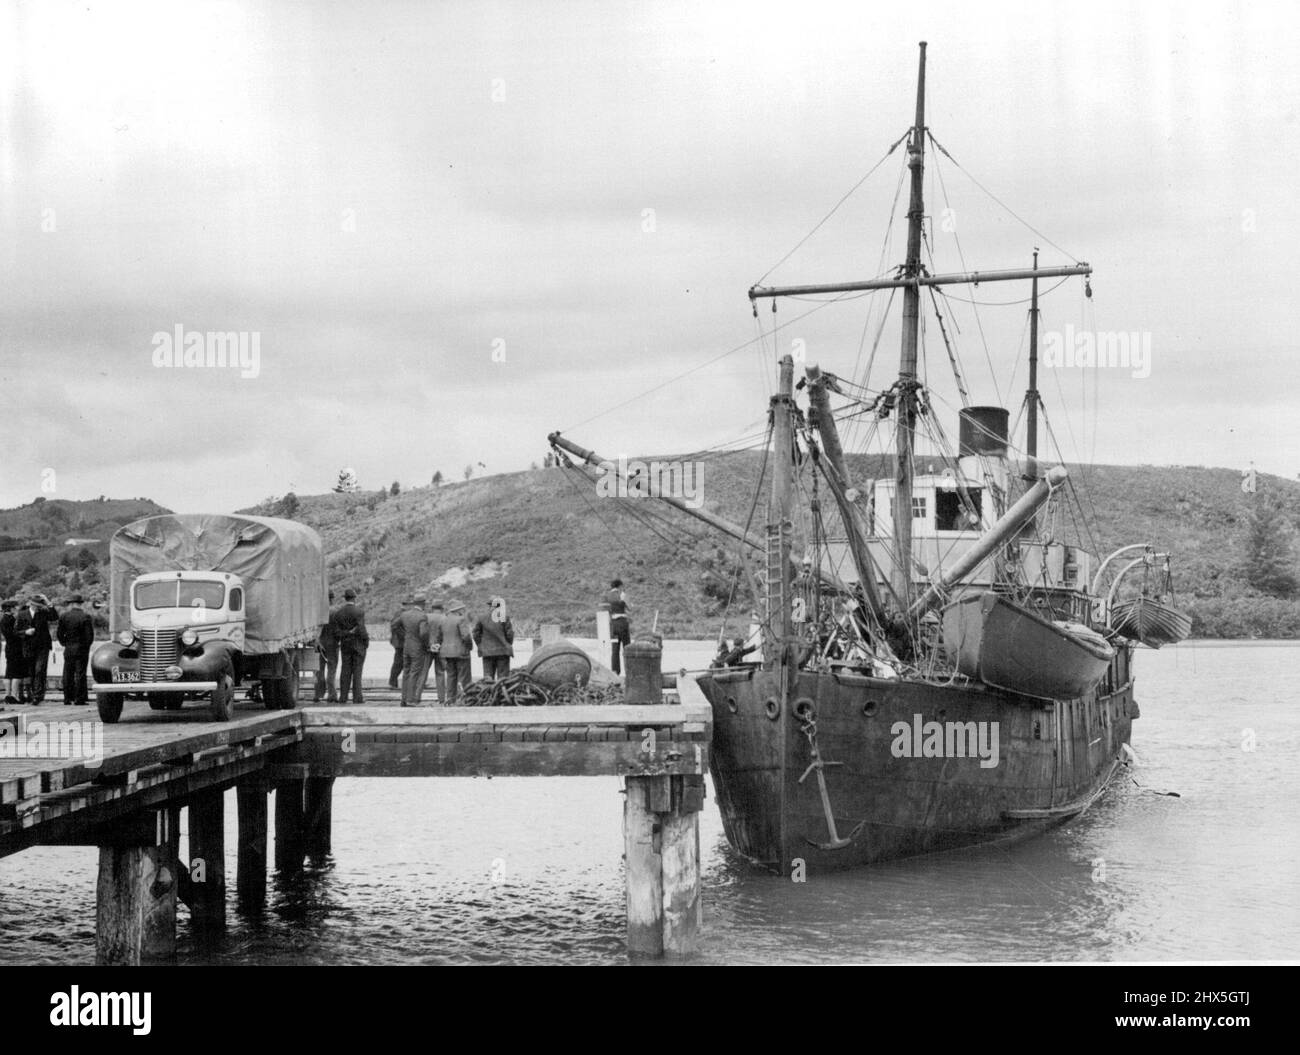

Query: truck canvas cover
[110,514,329,654]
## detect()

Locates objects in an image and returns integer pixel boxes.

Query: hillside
[2,461,1297,640]
[239,455,1300,639]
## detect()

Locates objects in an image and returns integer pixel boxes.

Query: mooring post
[303,776,334,859]
[274,778,306,873]
[236,781,268,912]
[624,775,666,957]
[96,807,179,966]
[661,775,704,957]
[188,787,226,931]
[624,774,704,959]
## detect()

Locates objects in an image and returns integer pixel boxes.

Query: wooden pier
[0,685,711,963]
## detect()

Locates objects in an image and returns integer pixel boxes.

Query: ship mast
[1026,248,1040,470]
[893,40,928,608]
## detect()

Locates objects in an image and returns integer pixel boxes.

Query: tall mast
[893,40,927,607]
[1026,248,1039,468]
[770,355,796,663]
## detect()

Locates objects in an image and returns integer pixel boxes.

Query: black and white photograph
[0,0,1296,997]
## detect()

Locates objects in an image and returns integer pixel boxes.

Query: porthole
[764,698,780,720]
[862,699,879,717]
[726,695,738,714]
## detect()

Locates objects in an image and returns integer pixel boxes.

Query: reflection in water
[2,643,1298,963]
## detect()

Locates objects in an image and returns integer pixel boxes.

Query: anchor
[794,701,865,851]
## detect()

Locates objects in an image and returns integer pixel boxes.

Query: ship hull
[695,647,1135,873]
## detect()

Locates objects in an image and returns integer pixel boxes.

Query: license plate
[111,667,141,683]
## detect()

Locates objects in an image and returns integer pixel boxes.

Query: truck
[91,513,329,723]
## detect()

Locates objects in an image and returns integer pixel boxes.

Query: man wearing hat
[1,599,21,704]
[388,600,408,690]
[432,600,473,704]
[397,595,430,706]
[426,600,447,702]
[331,588,369,705]
[56,595,95,706]
[313,590,339,703]
[27,594,58,704]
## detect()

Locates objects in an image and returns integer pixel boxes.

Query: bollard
[623,638,663,705]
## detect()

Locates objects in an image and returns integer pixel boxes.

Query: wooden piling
[236,782,268,911]
[273,779,305,873]
[303,777,334,859]
[624,774,704,959]
[96,808,178,965]
[188,788,226,930]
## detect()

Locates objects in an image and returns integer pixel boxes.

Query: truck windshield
[134,580,226,610]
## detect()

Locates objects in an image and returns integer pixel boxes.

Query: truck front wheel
[211,673,235,722]
[97,694,124,724]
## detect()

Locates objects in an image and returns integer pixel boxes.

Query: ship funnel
[958,406,1009,457]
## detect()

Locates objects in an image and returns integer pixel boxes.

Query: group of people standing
[0,593,97,706]
[313,591,514,707]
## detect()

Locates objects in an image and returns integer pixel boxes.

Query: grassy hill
[240,455,1300,640]
[2,460,1297,639]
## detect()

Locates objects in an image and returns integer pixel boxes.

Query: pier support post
[303,776,334,860]
[624,774,703,959]
[236,781,268,912]
[96,807,179,965]
[188,788,226,931]
[274,778,305,873]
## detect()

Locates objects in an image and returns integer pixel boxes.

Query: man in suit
[56,594,95,706]
[398,596,430,706]
[388,602,407,690]
[314,590,339,702]
[426,601,447,702]
[432,600,473,704]
[331,588,369,704]
[1,599,19,704]
[28,594,57,704]
[472,596,515,681]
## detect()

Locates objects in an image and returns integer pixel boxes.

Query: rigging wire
[927,130,1080,263]
[754,127,911,286]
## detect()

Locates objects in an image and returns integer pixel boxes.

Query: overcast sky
[2,0,1297,512]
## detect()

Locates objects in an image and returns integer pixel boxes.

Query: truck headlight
[180,628,198,646]
[117,630,136,646]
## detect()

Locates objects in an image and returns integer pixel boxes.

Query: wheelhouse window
[935,488,982,531]
[911,496,927,519]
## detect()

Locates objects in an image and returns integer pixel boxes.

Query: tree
[390,481,401,496]
[1244,493,1299,598]
[20,562,40,582]
[333,468,359,493]
[431,470,444,486]
[463,464,474,481]
[77,547,99,570]
[280,492,300,518]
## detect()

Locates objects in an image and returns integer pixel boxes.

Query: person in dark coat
[56,594,95,706]
[426,601,447,702]
[398,596,430,706]
[432,600,473,704]
[472,596,515,681]
[13,600,36,702]
[28,594,57,704]
[605,579,631,675]
[314,590,339,702]
[1,599,21,704]
[331,588,369,704]
[388,602,406,689]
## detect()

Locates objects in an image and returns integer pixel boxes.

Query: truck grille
[137,628,180,680]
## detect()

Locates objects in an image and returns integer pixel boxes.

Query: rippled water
[2,642,1297,963]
